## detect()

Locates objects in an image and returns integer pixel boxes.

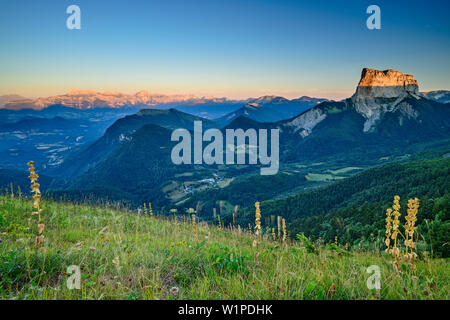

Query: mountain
[0,94,27,107]
[2,90,194,110]
[216,95,327,124]
[0,168,55,194]
[421,90,450,104]
[0,116,78,133]
[66,124,181,203]
[0,105,143,171]
[272,68,450,162]
[102,108,217,138]
[0,115,110,171]
[0,104,140,123]
[161,100,244,119]
[1,89,245,112]
[49,108,217,181]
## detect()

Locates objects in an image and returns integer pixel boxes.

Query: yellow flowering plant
[27,161,44,247]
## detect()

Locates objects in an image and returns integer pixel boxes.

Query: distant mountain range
[421,90,450,104]
[1,90,246,112]
[2,88,448,111]
[0,90,328,121]
[0,94,27,107]
[0,105,142,171]
[216,96,328,125]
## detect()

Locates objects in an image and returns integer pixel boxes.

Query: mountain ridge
[216,96,328,125]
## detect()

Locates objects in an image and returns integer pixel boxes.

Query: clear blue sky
[0,0,449,99]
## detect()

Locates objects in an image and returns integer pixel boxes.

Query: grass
[305,173,345,182]
[326,167,363,175]
[0,195,448,300]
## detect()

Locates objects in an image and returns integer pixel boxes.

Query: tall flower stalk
[404,198,419,261]
[148,202,153,217]
[385,208,393,251]
[27,161,44,247]
[253,202,261,248]
[192,214,197,242]
[387,195,402,271]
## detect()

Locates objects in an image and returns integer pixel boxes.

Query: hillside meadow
[0,194,448,300]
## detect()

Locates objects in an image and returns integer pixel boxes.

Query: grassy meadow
[0,194,448,300]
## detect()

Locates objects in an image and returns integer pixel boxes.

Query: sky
[0,0,449,100]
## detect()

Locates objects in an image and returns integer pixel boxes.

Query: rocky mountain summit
[353,68,419,98]
[350,68,422,132]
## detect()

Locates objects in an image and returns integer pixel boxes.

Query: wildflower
[404,198,419,261]
[254,202,261,239]
[272,228,276,241]
[389,196,401,262]
[385,208,393,251]
[192,214,197,242]
[143,203,148,216]
[282,218,287,243]
[277,216,282,240]
[148,202,153,216]
[27,161,44,247]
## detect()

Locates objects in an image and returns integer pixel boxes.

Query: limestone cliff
[351,68,421,132]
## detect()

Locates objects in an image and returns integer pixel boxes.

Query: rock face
[351,68,421,132]
[353,68,419,99]
[285,107,327,137]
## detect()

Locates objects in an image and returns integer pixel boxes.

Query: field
[0,195,448,300]
[305,173,345,182]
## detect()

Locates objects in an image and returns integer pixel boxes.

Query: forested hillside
[236,157,450,257]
